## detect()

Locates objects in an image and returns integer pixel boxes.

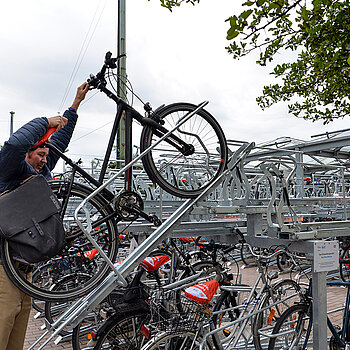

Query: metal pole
[312,270,327,350]
[9,111,15,136]
[116,0,126,162]
[295,148,304,198]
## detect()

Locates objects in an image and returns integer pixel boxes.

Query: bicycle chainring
[115,191,144,221]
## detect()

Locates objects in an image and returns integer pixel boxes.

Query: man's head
[25,146,49,173]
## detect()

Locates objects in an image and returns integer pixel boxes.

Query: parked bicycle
[267,279,350,349]
[73,253,223,350]
[139,232,303,350]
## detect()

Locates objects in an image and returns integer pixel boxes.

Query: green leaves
[158,0,350,123]
[227,0,350,122]
[158,0,200,11]
[242,9,253,19]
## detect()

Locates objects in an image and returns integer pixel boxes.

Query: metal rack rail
[30,126,350,349]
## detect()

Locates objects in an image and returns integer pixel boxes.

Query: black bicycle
[268,279,350,349]
[0,51,228,302]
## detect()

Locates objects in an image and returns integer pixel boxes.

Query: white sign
[313,241,339,273]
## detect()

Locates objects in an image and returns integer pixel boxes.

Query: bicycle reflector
[31,127,56,150]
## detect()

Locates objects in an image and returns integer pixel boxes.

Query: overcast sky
[0,0,348,172]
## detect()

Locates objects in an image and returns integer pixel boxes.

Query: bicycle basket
[150,294,212,333]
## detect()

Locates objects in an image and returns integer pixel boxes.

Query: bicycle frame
[200,248,300,349]
[88,61,203,191]
[74,101,212,283]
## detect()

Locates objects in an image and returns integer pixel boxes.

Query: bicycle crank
[115,191,162,226]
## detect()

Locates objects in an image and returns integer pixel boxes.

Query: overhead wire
[70,120,113,144]
[58,0,108,114]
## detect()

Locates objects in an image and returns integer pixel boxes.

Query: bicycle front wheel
[1,181,118,302]
[340,246,350,282]
[93,311,150,350]
[252,279,302,350]
[45,272,93,337]
[140,103,227,198]
[211,285,254,349]
[268,304,311,350]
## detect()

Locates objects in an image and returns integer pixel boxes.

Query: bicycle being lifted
[0,51,228,302]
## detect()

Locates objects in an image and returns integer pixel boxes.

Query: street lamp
[9,111,15,136]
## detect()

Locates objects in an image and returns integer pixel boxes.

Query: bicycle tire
[268,303,310,350]
[240,244,259,266]
[140,102,227,198]
[31,263,56,313]
[211,284,254,349]
[72,317,102,350]
[340,246,350,282]
[252,279,302,350]
[177,260,217,280]
[140,330,207,350]
[45,272,93,337]
[1,181,118,302]
[92,310,150,350]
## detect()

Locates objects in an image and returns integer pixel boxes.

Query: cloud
[0,0,348,171]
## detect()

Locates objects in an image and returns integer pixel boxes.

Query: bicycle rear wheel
[268,304,311,350]
[140,102,227,198]
[1,181,118,302]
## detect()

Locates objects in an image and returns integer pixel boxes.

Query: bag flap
[0,175,61,237]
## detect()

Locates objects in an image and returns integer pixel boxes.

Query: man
[0,82,89,350]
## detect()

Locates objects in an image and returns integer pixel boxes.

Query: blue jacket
[0,109,78,193]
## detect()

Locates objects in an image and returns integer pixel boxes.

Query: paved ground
[23,264,346,350]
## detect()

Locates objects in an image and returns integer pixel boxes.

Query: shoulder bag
[0,175,65,263]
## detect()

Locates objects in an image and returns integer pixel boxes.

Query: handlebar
[87,51,126,90]
[194,236,238,255]
[245,242,297,264]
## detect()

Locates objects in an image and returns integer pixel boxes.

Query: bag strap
[0,175,37,198]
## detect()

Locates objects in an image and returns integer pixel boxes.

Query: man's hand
[48,115,68,131]
[71,82,90,111]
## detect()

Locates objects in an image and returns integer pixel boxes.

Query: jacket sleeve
[0,118,49,180]
[46,108,78,171]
